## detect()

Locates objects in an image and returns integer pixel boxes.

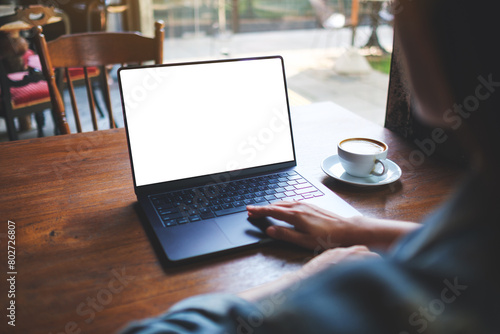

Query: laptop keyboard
[150,171,324,227]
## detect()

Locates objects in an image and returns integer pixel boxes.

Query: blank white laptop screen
[120,57,295,187]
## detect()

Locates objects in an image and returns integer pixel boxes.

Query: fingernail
[266,226,276,237]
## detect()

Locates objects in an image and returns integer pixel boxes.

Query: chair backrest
[309,0,335,27]
[0,5,70,34]
[309,0,359,28]
[86,0,129,32]
[33,20,164,135]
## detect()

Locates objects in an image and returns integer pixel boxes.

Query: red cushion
[66,67,100,81]
[2,53,100,111]
[0,72,50,109]
[27,53,100,80]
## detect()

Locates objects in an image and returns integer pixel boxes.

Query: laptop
[118,55,360,263]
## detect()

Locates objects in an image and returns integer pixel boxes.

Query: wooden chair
[0,5,69,141]
[0,5,69,34]
[33,20,165,135]
[0,57,50,140]
[309,0,360,47]
[86,0,129,32]
[84,0,130,119]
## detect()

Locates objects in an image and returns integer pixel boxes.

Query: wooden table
[0,102,463,333]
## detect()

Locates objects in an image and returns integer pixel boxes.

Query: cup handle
[371,159,387,176]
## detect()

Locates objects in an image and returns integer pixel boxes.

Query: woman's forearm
[346,216,420,250]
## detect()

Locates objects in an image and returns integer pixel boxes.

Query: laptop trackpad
[160,220,232,261]
[215,212,268,245]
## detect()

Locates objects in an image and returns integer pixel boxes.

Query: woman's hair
[395,0,500,150]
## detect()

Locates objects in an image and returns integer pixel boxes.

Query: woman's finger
[247,203,302,226]
[266,226,317,249]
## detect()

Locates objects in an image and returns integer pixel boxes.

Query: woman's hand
[238,245,381,302]
[247,201,419,251]
[298,245,381,279]
[247,201,359,250]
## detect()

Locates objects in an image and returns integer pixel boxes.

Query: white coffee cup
[337,138,388,177]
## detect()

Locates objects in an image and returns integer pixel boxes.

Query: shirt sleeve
[119,293,262,334]
[119,255,487,334]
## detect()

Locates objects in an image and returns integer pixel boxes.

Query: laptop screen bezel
[118,55,297,196]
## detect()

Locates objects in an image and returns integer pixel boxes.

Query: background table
[360,0,391,54]
[0,102,462,333]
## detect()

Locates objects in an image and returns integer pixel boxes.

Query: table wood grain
[0,102,463,334]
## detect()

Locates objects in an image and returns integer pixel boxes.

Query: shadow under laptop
[133,202,311,273]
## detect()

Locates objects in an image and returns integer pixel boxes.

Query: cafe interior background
[5,3,474,334]
[0,0,394,142]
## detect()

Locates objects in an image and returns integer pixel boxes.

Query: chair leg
[351,26,357,46]
[92,83,106,118]
[99,65,112,118]
[101,66,116,128]
[5,114,18,141]
[34,111,45,138]
[18,116,32,132]
[51,108,60,136]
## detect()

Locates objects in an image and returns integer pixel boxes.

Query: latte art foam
[340,139,385,154]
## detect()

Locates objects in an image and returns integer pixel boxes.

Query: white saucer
[321,155,402,186]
